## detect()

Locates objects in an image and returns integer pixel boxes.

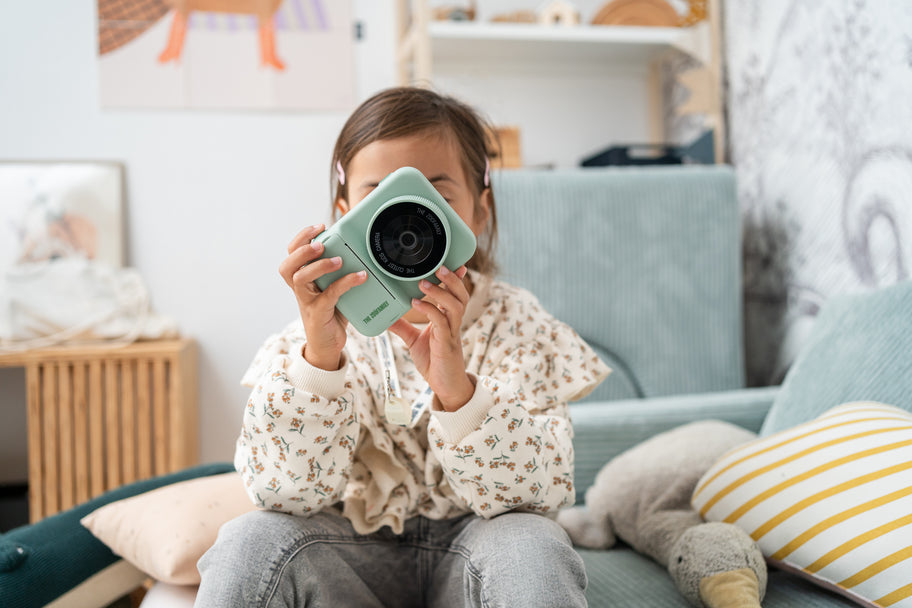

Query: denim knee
[197,510,292,607]
[197,509,400,608]
[454,513,588,608]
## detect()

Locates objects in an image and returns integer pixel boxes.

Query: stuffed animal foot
[668,522,766,608]
[555,506,616,549]
[699,567,762,608]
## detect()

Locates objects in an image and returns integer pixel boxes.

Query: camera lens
[369,201,448,279]
[399,231,417,249]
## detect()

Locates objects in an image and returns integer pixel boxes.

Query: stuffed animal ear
[556,506,617,549]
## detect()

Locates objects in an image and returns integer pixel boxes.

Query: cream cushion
[692,402,912,608]
[139,581,199,608]
[81,472,256,585]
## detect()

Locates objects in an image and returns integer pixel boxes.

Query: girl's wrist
[435,373,476,412]
[303,344,343,371]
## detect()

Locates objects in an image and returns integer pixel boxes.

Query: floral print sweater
[235,271,611,534]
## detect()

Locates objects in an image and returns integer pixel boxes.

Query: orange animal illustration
[97,0,307,71]
[159,0,286,69]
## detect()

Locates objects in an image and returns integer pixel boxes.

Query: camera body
[312,166,477,337]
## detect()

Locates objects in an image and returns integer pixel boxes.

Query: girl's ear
[474,187,493,234]
[335,197,350,217]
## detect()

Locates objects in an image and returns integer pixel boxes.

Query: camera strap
[373,332,434,427]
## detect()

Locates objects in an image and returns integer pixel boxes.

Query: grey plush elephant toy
[557,421,767,608]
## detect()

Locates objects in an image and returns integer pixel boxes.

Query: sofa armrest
[569,386,780,502]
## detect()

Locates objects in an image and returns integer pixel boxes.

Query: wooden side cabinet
[0,340,199,522]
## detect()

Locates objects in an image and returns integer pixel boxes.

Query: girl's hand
[278,224,367,371]
[389,265,475,411]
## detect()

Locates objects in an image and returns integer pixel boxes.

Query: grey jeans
[195,509,587,608]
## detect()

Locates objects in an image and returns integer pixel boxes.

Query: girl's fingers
[418,281,463,329]
[419,272,468,334]
[435,266,470,305]
[388,318,420,349]
[287,224,325,255]
[418,280,457,308]
[316,270,368,309]
[290,256,343,290]
[280,241,327,286]
[411,298,449,331]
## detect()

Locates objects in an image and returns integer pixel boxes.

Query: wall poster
[97,0,355,110]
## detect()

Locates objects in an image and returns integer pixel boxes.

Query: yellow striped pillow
[692,402,912,608]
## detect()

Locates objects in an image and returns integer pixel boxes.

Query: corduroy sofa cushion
[579,547,859,607]
[495,166,744,402]
[761,281,912,435]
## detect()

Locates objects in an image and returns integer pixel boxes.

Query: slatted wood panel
[0,340,198,522]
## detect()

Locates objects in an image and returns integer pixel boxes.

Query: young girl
[196,87,610,608]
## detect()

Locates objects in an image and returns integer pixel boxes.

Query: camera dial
[368,197,450,280]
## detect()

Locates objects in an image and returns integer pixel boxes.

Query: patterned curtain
[724,0,912,385]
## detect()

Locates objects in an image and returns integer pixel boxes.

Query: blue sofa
[5,166,907,607]
[495,167,911,607]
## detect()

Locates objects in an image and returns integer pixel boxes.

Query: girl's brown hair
[331,87,499,276]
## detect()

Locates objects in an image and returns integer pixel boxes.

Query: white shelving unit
[396,1,724,166]
[427,21,693,66]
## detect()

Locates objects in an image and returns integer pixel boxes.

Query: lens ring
[368,200,448,279]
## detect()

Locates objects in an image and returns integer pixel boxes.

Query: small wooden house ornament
[538,1,581,26]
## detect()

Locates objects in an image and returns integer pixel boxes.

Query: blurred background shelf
[427,21,686,65]
[396,0,724,166]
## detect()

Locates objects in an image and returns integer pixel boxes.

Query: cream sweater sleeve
[429,377,577,517]
[427,291,611,518]
[235,327,360,516]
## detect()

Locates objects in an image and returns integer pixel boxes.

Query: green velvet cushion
[0,462,234,608]
[494,166,744,402]
[761,280,912,435]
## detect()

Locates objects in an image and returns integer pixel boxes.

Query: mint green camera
[312,166,477,337]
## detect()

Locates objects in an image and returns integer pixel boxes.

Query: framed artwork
[96,0,355,110]
[0,162,125,274]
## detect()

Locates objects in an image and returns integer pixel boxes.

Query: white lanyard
[373,332,434,426]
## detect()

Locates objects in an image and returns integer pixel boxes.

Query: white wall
[434,62,653,168]
[0,0,662,481]
[434,0,666,168]
[0,0,396,480]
